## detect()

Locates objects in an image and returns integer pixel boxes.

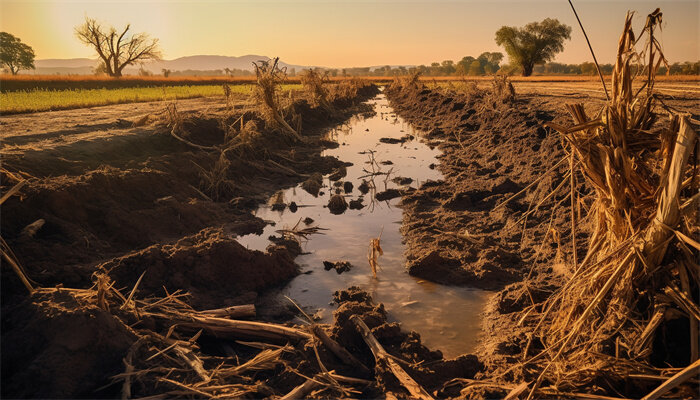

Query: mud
[1,84,386,397]
[384,82,597,389]
[386,83,592,292]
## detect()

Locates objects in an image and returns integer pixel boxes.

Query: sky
[1,0,698,67]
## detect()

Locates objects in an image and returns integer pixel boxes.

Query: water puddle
[238,92,491,358]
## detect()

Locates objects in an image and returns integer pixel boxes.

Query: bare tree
[75,17,161,77]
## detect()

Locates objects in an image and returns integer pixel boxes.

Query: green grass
[0,84,301,114]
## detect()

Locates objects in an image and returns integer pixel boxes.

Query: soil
[0,84,383,397]
[384,82,594,394]
[386,83,590,291]
[385,81,700,397]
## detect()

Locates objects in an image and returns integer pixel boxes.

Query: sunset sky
[1,0,698,67]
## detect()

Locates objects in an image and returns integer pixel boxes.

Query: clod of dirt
[330,287,484,395]
[288,201,298,212]
[392,176,413,185]
[379,137,404,144]
[100,227,299,309]
[268,234,303,258]
[301,173,323,197]
[323,260,353,274]
[380,160,394,165]
[349,197,365,210]
[303,217,314,225]
[358,179,370,194]
[328,166,347,181]
[375,188,402,201]
[1,290,136,398]
[343,181,353,193]
[327,194,348,214]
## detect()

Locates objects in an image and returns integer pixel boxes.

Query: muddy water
[237,92,491,358]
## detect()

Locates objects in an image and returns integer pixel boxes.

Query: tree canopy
[75,17,161,77]
[495,18,571,76]
[0,32,35,75]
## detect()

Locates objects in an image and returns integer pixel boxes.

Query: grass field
[2,73,697,92]
[0,84,301,114]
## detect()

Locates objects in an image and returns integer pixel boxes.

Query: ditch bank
[385,82,593,394]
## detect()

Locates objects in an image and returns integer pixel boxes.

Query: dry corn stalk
[368,227,384,278]
[253,57,302,141]
[519,9,699,397]
[300,69,337,116]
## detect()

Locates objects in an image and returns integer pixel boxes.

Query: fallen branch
[641,359,700,400]
[351,315,433,400]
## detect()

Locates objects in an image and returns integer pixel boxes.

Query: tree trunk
[522,63,534,77]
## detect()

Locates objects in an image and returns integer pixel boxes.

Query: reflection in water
[237,93,492,358]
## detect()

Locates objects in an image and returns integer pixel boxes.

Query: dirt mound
[101,227,299,309]
[386,84,590,290]
[1,289,136,398]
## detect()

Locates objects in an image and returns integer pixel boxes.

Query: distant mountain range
[30,55,315,75]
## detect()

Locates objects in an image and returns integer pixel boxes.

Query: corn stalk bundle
[300,69,338,116]
[253,57,302,141]
[525,9,699,396]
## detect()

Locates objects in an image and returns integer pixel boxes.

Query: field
[2,62,699,400]
[0,84,303,114]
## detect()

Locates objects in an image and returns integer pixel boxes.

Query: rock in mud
[328,166,347,181]
[303,217,314,225]
[380,160,394,165]
[349,197,365,210]
[288,201,298,212]
[358,179,370,194]
[392,176,413,185]
[375,188,402,201]
[323,260,353,274]
[301,173,323,196]
[343,181,353,193]
[327,194,348,214]
[379,137,404,144]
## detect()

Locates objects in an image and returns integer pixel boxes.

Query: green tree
[495,18,571,76]
[75,17,161,77]
[468,60,484,76]
[477,52,504,73]
[0,32,35,75]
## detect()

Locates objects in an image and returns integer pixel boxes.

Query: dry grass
[480,9,700,399]
[300,69,337,116]
[253,57,302,141]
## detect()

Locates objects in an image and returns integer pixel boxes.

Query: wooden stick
[0,179,27,205]
[641,358,700,400]
[280,379,319,400]
[311,325,371,375]
[504,382,529,400]
[198,304,256,319]
[1,248,34,293]
[173,315,312,342]
[351,315,434,400]
[664,285,700,322]
[173,344,210,382]
[633,303,666,356]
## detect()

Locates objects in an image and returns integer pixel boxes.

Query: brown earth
[1,83,383,397]
[385,81,700,397]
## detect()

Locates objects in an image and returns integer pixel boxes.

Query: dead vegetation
[253,57,302,141]
[300,69,337,116]
[457,9,699,399]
